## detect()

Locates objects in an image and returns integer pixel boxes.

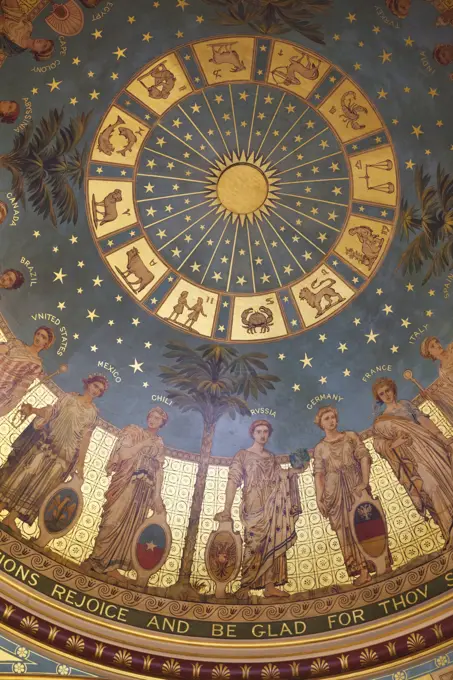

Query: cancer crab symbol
[241,306,274,334]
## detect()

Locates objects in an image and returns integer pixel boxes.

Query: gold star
[377,88,388,99]
[196,15,204,23]
[405,159,415,170]
[87,309,99,322]
[379,50,392,63]
[403,86,411,93]
[47,78,62,92]
[372,25,381,34]
[333,33,340,41]
[113,47,127,60]
[69,97,78,105]
[390,345,399,354]
[353,62,361,70]
[31,87,38,95]
[176,30,183,38]
[142,32,152,42]
[91,29,102,39]
[406,282,414,291]
[87,70,94,78]
[365,329,379,343]
[343,369,351,377]
[111,72,119,80]
[176,0,189,7]
[72,57,80,65]
[436,120,444,127]
[292,384,300,392]
[428,87,439,98]
[129,359,144,373]
[53,268,67,283]
[127,15,136,23]
[347,12,356,22]
[404,36,414,47]
[89,90,100,100]
[411,125,424,139]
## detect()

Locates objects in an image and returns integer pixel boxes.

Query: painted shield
[353,501,387,558]
[135,523,168,571]
[206,530,239,583]
[43,488,79,534]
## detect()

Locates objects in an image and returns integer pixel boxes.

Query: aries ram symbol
[92,189,123,227]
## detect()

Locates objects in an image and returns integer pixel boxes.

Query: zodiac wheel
[86,36,399,342]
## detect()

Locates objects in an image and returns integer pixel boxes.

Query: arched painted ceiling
[0,0,453,677]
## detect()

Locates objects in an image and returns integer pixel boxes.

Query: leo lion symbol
[299,276,346,318]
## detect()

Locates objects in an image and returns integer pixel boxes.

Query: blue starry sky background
[0,0,452,457]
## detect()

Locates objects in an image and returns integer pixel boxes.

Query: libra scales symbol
[355,159,395,194]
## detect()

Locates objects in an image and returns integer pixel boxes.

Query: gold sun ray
[137,173,206,184]
[247,85,259,157]
[201,216,232,285]
[137,190,207,203]
[279,192,348,208]
[246,223,257,293]
[178,103,223,161]
[277,150,343,176]
[269,208,327,255]
[178,212,225,270]
[226,221,240,291]
[264,106,309,163]
[157,123,212,165]
[255,221,282,287]
[257,93,285,156]
[143,147,207,173]
[275,201,340,233]
[229,84,240,153]
[143,198,212,229]
[202,91,229,154]
[158,206,218,251]
[262,214,306,274]
[274,127,329,165]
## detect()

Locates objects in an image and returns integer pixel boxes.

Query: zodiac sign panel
[85,36,399,340]
[126,52,194,116]
[92,107,149,166]
[267,41,330,98]
[319,79,383,143]
[334,215,393,276]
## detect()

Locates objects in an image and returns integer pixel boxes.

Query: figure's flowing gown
[228,448,301,589]
[88,425,165,573]
[0,393,96,524]
[373,400,453,543]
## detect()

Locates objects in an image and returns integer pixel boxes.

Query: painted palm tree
[0,108,91,227]
[202,0,333,44]
[159,341,280,591]
[398,165,453,284]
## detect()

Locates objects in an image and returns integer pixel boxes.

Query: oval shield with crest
[206,530,240,584]
[133,519,172,578]
[43,488,79,534]
[353,500,387,558]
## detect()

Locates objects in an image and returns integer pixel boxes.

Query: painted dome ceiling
[1,0,453,677]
